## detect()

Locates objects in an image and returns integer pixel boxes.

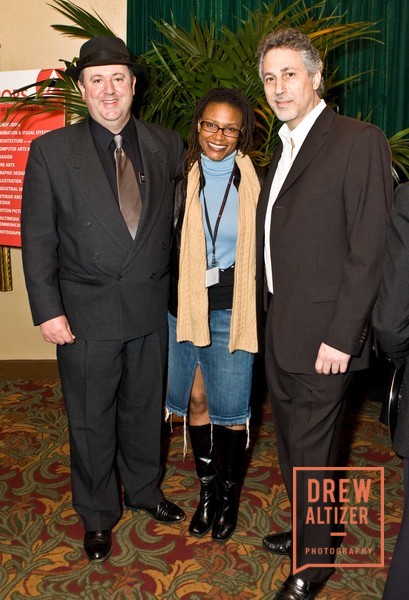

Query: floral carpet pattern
[0,377,402,599]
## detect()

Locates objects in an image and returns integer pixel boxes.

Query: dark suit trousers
[57,326,167,530]
[265,297,352,582]
[382,458,409,599]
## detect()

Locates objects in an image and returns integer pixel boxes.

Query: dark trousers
[265,299,352,582]
[57,327,167,530]
[383,457,409,599]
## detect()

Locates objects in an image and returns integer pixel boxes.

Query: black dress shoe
[83,530,112,562]
[274,575,327,600]
[126,498,186,523]
[263,530,292,555]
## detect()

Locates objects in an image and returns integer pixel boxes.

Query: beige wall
[0,0,127,359]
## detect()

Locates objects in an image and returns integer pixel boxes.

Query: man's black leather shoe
[274,575,327,600]
[84,530,112,562]
[263,530,292,555]
[126,498,186,523]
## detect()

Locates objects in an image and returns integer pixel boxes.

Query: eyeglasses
[199,120,243,139]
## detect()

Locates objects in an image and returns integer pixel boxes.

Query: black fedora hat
[66,36,146,80]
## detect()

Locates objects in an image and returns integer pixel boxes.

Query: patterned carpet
[0,376,402,599]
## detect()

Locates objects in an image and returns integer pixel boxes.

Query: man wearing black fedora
[21,36,186,562]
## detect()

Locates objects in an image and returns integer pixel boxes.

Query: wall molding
[0,360,59,380]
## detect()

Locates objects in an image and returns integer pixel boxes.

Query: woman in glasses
[166,88,262,542]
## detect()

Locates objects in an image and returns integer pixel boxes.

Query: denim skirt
[166,310,254,426]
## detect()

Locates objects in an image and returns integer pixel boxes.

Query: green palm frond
[0,71,86,125]
[141,15,225,137]
[48,0,113,40]
[0,0,407,179]
[140,0,381,163]
[389,128,409,182]
[0,0,115,126]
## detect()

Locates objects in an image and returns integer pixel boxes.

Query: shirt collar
[89,116,136,152]
[119,117,137,150]
[279,99,326,152]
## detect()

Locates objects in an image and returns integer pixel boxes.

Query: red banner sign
[0,69,65,247]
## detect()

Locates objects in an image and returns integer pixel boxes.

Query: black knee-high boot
[212,426,247,542]
[188,423,218,537]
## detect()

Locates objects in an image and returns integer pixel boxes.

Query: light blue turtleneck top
[200,151,238,270]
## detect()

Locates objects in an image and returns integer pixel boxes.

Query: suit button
[150,272,156,279]
[117,274,122,281]
[92,252,100,260]
[167,212,172,219]
[162,243,167,250]
[83,221,91,227]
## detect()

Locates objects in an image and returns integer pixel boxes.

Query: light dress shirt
[264,99,327,293]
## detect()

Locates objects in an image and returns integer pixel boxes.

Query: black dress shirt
[89,117,144,203]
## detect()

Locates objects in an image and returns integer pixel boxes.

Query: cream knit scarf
[176,151,259,353]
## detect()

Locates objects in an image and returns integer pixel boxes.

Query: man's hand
[315,342,350,375]
[40,315,76,345]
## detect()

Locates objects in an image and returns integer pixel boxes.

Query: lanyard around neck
[202,171,235,268]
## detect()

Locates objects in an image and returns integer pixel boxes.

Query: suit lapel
[258,146,281,224]
[65,118,171,268]
[277,107,334,200]
[66,119,132,251]
[257,107,335,262]
[130,118,167,256]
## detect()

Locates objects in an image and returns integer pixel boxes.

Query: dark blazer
[373,183,409,458]
[256,106,393,374]
[22,116,185,341]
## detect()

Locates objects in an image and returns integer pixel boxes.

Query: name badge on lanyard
[203,170,234,288]
[205,266,220,288]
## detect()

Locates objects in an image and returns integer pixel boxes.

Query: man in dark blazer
[256,28,393,599]
[372,183,409,599]
[21,36,185,562]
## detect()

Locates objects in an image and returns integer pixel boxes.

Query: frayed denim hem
[165,410,250,456]
[165,408,188,458]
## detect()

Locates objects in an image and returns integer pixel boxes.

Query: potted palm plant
[1,0,408,179]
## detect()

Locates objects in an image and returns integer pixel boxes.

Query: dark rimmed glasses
[199,120,243,139]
